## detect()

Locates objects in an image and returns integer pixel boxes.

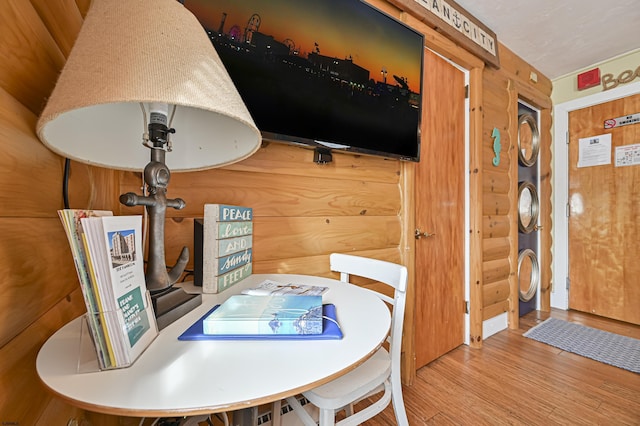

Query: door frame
[552,80,640,309]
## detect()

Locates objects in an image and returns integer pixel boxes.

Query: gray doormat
[523,318,640,373]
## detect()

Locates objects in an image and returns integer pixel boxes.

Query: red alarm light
[577,68,601,90]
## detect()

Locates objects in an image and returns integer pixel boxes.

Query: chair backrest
[329,253,408,370]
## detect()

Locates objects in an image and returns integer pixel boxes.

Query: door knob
[415,228,435,239]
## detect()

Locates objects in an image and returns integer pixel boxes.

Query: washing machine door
[518,181,539,234]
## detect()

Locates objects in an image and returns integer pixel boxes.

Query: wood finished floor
[358,309,640,425]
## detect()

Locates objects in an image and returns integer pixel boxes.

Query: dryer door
[518,248,540,302]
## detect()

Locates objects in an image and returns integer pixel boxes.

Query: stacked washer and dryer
[517,102,541,316]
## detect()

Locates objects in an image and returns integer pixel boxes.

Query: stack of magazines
[58,209,158,370]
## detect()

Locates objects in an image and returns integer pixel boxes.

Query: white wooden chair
[283,253,409,426]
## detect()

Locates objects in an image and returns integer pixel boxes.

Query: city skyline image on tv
[184,0,424,161]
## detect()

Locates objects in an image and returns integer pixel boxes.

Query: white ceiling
[452,0,640,80]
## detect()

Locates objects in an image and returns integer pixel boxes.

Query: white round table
[37,274,390,421]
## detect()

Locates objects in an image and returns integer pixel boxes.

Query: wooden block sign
[194,204,253,293]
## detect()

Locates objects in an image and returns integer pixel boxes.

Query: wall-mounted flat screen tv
[184,0,424,162]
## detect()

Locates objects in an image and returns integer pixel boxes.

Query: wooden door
[414,49,466,368]
[568,93,640,325]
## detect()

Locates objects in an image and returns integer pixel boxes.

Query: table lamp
[36,0,261,326]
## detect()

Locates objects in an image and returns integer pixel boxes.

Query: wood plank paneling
[0,1,142,422]
[0,88,63,217]
[0,288,85,425]
[29,0,83,57]
[120,166,401,219]
[163,215,401,272]
[0,1,65,115]
[254,247,402,277]
[482,258,510,284]
[483,169,510,194]
[483,279,510,306]
[482,237,510,262]
[482,192,510,216]
[482,87,511,116]
[482,300,509,320]
[253,216,401,260]
[496,44,552,98]
[0,218,80,346]
[227,142,402,184]
[483,215,510,239]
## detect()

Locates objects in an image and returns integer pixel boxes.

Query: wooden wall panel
[0,88,63,217]
[483,170,510,194]
[0,218,80,346]
[501,48,552,99]
[483,215,510,239]
[483,87,512,117]
[161,216,401,274]
[253,216,401,260]
[481,56,512,317]
[483,237,510,262]
[0,1,64,115]
[0,288,85,424]
[483,299,510,320]
[119,142,404,306]
[483,279,510,306]
[255,247,402,277]
[0,1,117,422]
[228,141,402,184]
[482,259,511,284]
[483,193,510,216]
[29,0,84,57]
[120,163,400,219]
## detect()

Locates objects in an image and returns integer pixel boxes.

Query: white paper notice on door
[615,143,640,167]
[578,134,611,168]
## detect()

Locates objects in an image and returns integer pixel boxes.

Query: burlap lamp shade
[37,0,261,171]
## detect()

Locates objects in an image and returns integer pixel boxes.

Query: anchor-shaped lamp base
[119,108,201,329]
